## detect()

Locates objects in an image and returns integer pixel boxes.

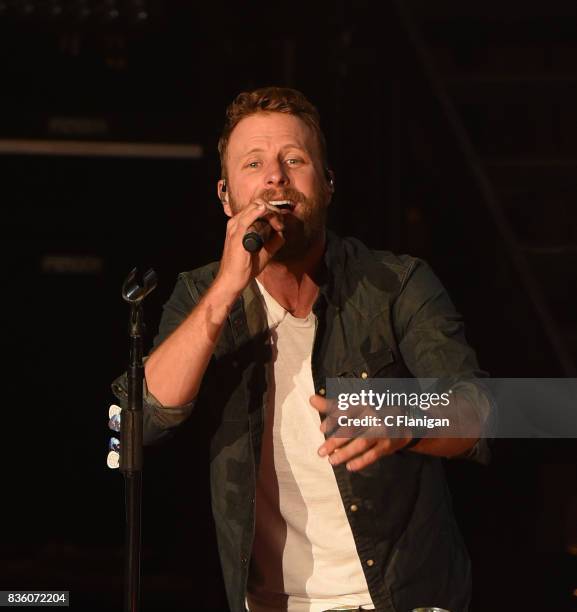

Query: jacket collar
[236,229,399,337]
[320,230,399,320]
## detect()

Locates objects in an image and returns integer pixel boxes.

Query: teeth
[269,200,292,207]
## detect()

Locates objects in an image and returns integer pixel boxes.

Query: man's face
[220,112,332,261]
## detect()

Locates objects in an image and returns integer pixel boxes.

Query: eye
[247,161,260,168]
[286,158,302,166]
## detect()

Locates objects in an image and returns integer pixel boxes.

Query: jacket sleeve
[392,258,494,464]
[110,273,200,445]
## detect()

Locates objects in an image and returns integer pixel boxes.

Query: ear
[324,169,335,206]
[326,169,335,194]
[217,179,233,218]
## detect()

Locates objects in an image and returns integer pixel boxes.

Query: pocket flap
[337,347,395,378]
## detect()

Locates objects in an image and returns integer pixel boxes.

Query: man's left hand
[310,394,412,472]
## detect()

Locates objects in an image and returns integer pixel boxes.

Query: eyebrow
[242,147,265,157]
[241,144,307,158]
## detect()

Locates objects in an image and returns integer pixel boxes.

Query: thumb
[309,394,329,413]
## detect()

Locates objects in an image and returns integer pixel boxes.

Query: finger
[345,444,383,472]
[254,198,288,223]
[236,201,287,248]
[326,437,375,466]
[321,421,371,441]
[319,417,341,435]
[264,212,285,233]
[259,229,285,261]
[309,394,330,413]
[318,435,351,457]
[231,200,269,232]
[249,202,286,233]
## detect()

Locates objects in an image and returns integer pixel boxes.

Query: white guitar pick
[107,450,120,469]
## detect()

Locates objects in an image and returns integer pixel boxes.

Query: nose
[265,159,289,188]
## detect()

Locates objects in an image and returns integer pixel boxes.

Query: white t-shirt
[246,280,373,612]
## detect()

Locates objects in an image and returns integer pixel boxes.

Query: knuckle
[358,438,370,451]
[325,441,337,453]
[362,449,378,465]
[380,439,394,454]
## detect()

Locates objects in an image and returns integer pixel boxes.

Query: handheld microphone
[243,218,272,253]
[241,197,298,253]
[220,180,273,253]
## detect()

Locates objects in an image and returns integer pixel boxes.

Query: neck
[257,231,325,317]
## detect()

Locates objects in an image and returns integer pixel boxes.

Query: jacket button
[318,388,326,396]
[350,504,358,512]
[241,556,248,566]
[366,559,374,567]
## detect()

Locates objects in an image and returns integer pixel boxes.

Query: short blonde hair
[218,86,328,178]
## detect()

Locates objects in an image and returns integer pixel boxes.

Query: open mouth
[268,200,295,212]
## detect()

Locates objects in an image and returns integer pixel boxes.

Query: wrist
[208,276,244,310]
[402,404,429,450]
[403,434,422,450]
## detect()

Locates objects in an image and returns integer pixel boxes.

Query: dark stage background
[1,1,576,610]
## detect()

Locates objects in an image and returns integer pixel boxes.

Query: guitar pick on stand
[106,404,121,469]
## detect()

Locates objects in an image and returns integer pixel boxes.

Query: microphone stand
[120,268,157,612]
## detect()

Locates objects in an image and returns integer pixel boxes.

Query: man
[112,87,490,612]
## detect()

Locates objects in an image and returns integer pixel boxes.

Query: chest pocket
[336,346,395,378]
